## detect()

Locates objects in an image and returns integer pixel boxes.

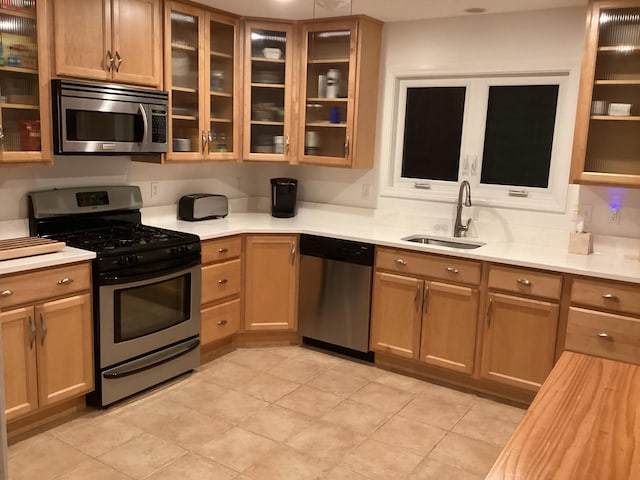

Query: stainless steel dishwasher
[298,234,375,360]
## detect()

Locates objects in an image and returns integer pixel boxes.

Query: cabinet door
[370,272,422,359]
[420,281,478,374]
[52,0,111,81]
[112,0,161,87]
[244,235,298,331]
[0,0,52,164]
[243,21,294,162]
[481,292,559,391]
[1,307,38,421]
[206,11,240,160]
[570,3,640,187]
[165,1,205,161]
[298,20,356,167]
[35,294,93,408]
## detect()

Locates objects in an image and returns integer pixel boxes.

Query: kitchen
[1,0,640,478]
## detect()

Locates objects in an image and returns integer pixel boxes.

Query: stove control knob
[118,256,128,265]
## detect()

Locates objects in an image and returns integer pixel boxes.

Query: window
[385,71,574,212]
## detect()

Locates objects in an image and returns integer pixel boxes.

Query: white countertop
[1,205,639,283]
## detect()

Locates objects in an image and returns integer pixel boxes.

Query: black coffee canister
[270,178,298,218]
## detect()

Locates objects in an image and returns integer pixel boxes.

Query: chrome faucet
[454,180,472,237]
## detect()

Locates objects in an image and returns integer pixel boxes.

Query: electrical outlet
[150,182,159,199]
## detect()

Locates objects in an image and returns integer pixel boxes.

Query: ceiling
[195,0,587,23]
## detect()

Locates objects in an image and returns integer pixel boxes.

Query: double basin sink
[401,234,485,250]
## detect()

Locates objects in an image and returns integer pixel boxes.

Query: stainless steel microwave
[52,79,168,155]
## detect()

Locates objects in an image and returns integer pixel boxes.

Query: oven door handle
[103,337,200,379]
[99,256,201,284]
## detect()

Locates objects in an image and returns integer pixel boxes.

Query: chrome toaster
[178,194,228,221]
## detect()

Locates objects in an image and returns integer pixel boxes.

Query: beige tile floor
[8,346,526,479]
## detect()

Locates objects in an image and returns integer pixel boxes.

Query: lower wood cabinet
[2,293,93,421]
[243,234,298,331]
[370,248,479,375]
[480,292,559,391]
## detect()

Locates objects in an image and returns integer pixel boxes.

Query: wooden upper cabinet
[298,17,381,168]
[243,21,294,163]
[164,2,240,162]
[0,0,52,165]
[570,0,640,187]
[52,0,162,88]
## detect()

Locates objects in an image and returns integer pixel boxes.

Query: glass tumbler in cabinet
[571,3,640,186]
[300,24,354,166]
[244,23,292,162]
[0,0,51,164]
[168,8,201,159]
[208,16,236,158]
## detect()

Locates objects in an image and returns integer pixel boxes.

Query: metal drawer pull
[106,50,114,71]
[57,277,74,286]
[218,278,228,285]
[291,242,296,265]
[218,247,229,253]
[40,314,48,346]
[114,50,123,72]
[29,315,36,349]
[423,285,429,314]
[597,332,613,341]
[414,284,421,312]
[486,297,493,328]
[217,319,228,326]
[602,294,620,301]
[395,259,407,266]
[446,267,459,274]
[1,289,12,297]
[517,278,532,287]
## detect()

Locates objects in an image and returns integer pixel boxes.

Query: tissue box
[568,232,593,255]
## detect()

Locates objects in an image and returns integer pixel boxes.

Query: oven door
[98,263,201,369]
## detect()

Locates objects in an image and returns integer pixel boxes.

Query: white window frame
[380,64,579,213]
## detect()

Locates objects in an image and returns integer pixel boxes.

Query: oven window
[66,110,144,142]
[114,274,191,343]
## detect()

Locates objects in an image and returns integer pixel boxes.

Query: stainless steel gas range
[28,186,201,407]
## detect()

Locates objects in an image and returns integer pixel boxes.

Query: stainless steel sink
[401,235,485,250]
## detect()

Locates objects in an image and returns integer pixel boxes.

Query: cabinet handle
[602,294,620,301]
[218,247,229,253]
[202,130,208,153]
[1,289,12,297]
[517,278,532,287]
[285,134,290,154]
[414,284,421,312]
[344,135,350,158]
[114,50,123,72]
[57,277,73,286]
[208,130,213,150]
[217,319,228,326]
[217,278,228,285]
[290,241,296,265]
[40,313,48,346]
[446,267,459,274]
[28,314,36,349]
[486,297,493,328]
[106,50,114,71]
[597,332,613,341]
[423,284,429,314]
[395,259,407,266]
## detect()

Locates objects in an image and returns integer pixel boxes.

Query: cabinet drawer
[488,265,562,300]
[566,306,640,365]
[201,298,241,345]
[571,278,640,316]
[201,259,241,304]
[0,263,91,310]
[202,236,242,264]
[376,247,481,285]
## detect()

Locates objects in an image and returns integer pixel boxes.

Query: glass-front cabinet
[243,22,293,162]
[298,18,381,168]
[0,0,51,165]
[571,1,640,186]
[165,1,238,162]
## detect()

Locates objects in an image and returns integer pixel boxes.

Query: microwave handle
[139,104,148,145]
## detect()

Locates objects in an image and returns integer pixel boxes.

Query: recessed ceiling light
[465,7,487,14]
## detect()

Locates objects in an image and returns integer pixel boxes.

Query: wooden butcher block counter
[486,351,640,479]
